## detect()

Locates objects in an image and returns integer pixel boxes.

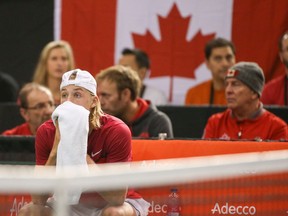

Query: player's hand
[86,154,95,164]
[53,119,60,147]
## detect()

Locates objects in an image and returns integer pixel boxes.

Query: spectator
[1,83,54,135]
[203,62,288,141]
[261,31,288,106]
[185,38,236,105]
[32,40,75,106]
[18,69,150,216]
[0,71,19,102]
[119,48,168,105]
[96,65,174,138]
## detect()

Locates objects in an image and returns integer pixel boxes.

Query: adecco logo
[10,196,29,216]
[149,201,167,214]
[211,203,256,215]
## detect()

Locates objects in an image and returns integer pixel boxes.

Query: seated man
[185,38,236,105]
[261,31,288,105]
[2,82,54,135]
[18,69,150,216]
[203,62,288,141]
[96,65,174,138]
[119,48,168,105]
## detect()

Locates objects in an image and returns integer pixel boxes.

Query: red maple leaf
[132,4,215,79]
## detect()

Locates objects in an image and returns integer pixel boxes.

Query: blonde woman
[33,40,75,105]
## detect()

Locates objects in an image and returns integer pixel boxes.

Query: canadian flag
[56,0,288,105]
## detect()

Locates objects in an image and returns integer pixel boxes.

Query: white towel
[51,101,90,204]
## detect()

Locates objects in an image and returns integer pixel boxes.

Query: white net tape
[0,149,287,193]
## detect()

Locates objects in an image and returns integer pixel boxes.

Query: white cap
[60,69,96,95]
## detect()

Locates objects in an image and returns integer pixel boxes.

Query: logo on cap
[226,69,239,78]
[69,70,78,80]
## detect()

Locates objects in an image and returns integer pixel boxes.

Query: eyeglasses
[25,101,55,111]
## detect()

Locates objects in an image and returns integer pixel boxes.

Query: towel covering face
[52,101,90,204]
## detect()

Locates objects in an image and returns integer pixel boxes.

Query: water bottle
[167,188,181,216]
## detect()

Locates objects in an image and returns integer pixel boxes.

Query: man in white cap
[203,62,288,141]
[19,69,150,216]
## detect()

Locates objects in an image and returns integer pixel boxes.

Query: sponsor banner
[1,140,288,215]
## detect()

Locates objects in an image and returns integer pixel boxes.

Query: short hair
[204,37,236,59]
[18,82,53,109]
[33,40,75,86]
[278,31,288,51]
[121,48,150,69]
[96,65,141,101]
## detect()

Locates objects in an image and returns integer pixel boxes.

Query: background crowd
[1,1,288,215]
[1,33,288,140]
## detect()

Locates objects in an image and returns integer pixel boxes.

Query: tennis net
[0,149,288,216]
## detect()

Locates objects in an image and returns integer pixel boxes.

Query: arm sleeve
[202,116,216,139]
[104,122,132,163]
[269,119,288,140]
[35,124,52,165]
[149,112,174,138]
